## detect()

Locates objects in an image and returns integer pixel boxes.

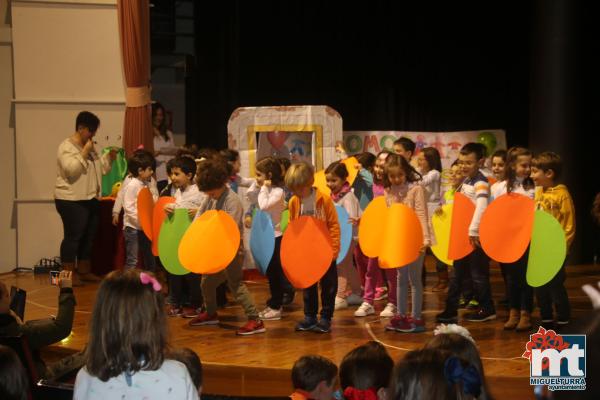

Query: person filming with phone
[0,271,83,379]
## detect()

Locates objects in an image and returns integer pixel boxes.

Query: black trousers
[303,260,338,320]
[445,247,495,314]
[54,198,99,263]
[266,237,285,309]
[169,273,203,308]
[535,264,570,322]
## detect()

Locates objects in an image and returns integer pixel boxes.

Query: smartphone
[50,270,60,286]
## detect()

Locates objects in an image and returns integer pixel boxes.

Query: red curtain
[117,0,153,155]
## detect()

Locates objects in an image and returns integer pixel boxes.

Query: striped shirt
[459,171,490,237]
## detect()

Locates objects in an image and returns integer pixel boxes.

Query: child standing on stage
[246,157,286,321]
[531,152,575,330]
[325,161,363,310]
[489,149,510,308]
[416,147,442,291]
[188,157,265,335]
[220,149,254,194]
[382,154,432,333]
[117,150,158,270]
[492,147,535,331]
[285,162,340,333]
[436,143,496,323]
[164,157,205,318]
[355,150,395,317]
[74,269,198,399]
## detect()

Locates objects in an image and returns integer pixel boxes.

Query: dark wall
[187,1,596,264]
[191,1,531,148]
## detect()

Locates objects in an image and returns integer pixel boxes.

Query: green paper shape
[158,208,191,275]
[281,209,290,233]
[526,210,566,287]
[101,147,128,196]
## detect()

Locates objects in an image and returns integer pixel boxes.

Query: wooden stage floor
[2,258,599,399]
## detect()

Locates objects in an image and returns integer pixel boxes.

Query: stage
[3,258,599,399]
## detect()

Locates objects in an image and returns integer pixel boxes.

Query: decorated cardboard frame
[227,105,343,178]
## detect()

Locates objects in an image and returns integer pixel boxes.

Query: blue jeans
[124,227,155,270]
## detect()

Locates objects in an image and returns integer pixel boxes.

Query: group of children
[110,135,576,337]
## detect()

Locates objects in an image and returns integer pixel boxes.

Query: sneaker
[458,297,468,309]
[374,287,388,301]
[354,302,375,317]
[189,312,219,326]
[236,319,266,336]
[346,293,363,306]
[380,303,397,318]
[295,316,318,331]
[466,299,480,310]
[335,296,349,310]
[167,305,183,317]
[312,318,332,333]
[396,317,426,333]
[282,291,296,306]
[385,314,406,331]
[464,309,496,322]
[436,310,458,324]
[258,306,282,321]
[181,307,201,319]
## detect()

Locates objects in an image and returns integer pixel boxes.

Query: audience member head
[425,325,491,400]
[339,341,394,400]
[291,355,338,400]
[0,345,29,400]
[169,347,203,395]
[85,269,167,382]
[389,348,482,400]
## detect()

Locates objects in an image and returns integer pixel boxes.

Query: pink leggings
[354,243,397,306]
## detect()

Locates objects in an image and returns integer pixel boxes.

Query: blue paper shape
[336,205,353,265]
[250,210,276,274]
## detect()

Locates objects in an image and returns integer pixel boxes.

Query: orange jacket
[288,189,341,259]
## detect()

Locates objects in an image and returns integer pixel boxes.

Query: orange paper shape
[357,196,388,257]
[341,157,360,186]
[178,210,241,274]
[281,216,333,289]
[447,192,475,260]
[137,187,154,240]
[313,170,331,196]
[480,193,534,263]
[378,204,423,269]
[152,196,175,256]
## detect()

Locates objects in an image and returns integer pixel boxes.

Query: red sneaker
[167,305,183,317]
[188,312,219,326]
[236,319,266,336]
[385,314,406,331]
[181,307,201,318]
[396,316,426,333]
